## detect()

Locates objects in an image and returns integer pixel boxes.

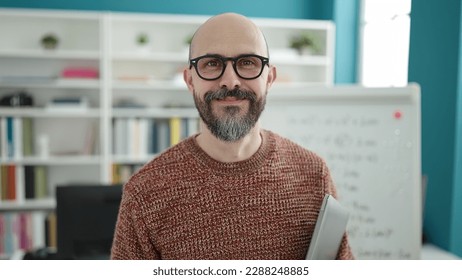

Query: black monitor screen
[56,184,122,260]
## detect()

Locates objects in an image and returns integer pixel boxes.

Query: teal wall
[0,0,312,18]
[408,0,462,256]
[455,1,462,255]
[333,0,359,84]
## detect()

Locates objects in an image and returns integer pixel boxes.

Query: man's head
[184,13,277,142]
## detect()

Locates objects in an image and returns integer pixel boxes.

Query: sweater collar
[184,129,275,176]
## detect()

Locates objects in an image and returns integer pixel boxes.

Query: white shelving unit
[0,9,103,215]
[0,8,335,257]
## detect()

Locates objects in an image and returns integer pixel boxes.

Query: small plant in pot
[136,33,150,52]
[290,33,315,55]
[41,33,59,50]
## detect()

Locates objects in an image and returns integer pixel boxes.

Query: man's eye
[238,58,258,68]
[203,59,221,68]
[241,60,254,65]
[207,61,219,67]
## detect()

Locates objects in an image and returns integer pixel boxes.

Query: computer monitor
[56,184,122,260]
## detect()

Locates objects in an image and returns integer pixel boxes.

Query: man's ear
[183,67,194,93]
[266,65,277,90]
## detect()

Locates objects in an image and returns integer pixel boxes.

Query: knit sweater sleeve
[110,184,160,260]
[321,159,355,260]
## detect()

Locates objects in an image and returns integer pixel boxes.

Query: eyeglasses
[189,54,269,81]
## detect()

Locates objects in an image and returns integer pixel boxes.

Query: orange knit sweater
[111,130,354,259]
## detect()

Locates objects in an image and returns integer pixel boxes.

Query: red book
[7,165,16,200]
[61,67,99,79]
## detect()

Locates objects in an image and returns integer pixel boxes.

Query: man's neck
[195,123,263,163]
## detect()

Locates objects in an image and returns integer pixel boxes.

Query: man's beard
[193,87,266,142]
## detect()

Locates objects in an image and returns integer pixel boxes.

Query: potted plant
[136,33,150,52]
[41,33,59,50]
[290,33,315,55]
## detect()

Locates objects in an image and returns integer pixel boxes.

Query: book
[15,165,24,202]
[2,213,16,255]
[148,119,158,154]
[0,117,6,158]
[6,165,16,200]
[31,212,46,249]
[128,118,139,156]
[138,118,149,157]
[22,118,34,157]
[45,212,57,249]
[157,119,170,152]
[113,118,128,156]
[24,165,35,199]
[169,117,181,146]
[0,165,7,200]
[61,67,99,79]
[6,117,13,158]
[13,117,23,159]
[34,166,47,199]
[45,97,89,111]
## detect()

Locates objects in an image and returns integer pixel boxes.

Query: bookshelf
[0,8,335,258]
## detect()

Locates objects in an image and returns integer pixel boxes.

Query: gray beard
[193,87,266,142]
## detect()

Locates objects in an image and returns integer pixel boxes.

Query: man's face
[184,15,276,142]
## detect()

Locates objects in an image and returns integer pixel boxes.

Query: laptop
[305,194,350,260]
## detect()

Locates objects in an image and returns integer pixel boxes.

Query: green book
[34,166,48,199]
[22,118,34,157]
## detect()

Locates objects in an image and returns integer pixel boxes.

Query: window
[359,0,412,87]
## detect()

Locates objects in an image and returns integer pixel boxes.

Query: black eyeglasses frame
[189,54,270,81]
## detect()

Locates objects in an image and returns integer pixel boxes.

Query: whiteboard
[260,84,422,259]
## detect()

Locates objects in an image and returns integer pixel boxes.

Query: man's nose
[219,61,241,89]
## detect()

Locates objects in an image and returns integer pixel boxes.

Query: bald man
[111,13,354,260]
